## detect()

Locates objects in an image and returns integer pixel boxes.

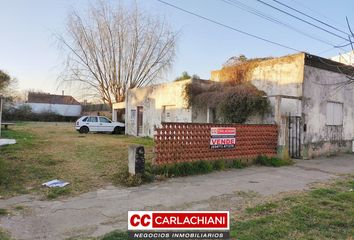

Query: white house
[26,92,82,117]
[330,51,354,66]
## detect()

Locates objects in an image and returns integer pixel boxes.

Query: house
[26,92,82,117]
[113,78,211,137]
[212,52,354,159]
[113,52,354,159]
[330,51,354,66]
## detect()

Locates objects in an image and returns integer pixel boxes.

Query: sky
[0,0,353,101]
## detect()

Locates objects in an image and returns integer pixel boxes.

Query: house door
[137,106,143,136]
[288,116,301,159]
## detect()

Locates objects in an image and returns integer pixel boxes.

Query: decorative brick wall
[154,123,278,165]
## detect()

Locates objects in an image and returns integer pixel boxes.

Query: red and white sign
[128,211,229,230]
[210,138,236,145]
[210,127,236,149]
[210,127,236,136]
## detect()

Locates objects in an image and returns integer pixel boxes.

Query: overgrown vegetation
[154,159,246,177]
[115,159,247,187]
[183,82,270,123]
[255,155,293,167]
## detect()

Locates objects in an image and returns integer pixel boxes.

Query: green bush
[213,160,225,170]
[113,164,154,187]
[255,155,293,167]
[154,159,246,178]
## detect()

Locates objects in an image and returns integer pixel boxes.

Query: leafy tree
[223,54,248,68]
[0,70,11,94]
[175,71,200,81]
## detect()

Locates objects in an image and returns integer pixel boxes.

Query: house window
[130,109,136,124]
[326,102,343,126]
[162,105,175,122]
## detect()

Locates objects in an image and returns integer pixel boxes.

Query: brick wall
[154,123,278,165]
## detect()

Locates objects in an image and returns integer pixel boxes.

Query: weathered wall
[125,79,193,137]
[26,103,82,117]
[302,65,354,158]
[211,53,304,118]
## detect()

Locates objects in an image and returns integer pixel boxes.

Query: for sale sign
[210,127,236,149]
[128,211,230,239]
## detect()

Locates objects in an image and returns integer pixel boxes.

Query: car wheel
[113,126,124,134]
[79,126,89,134]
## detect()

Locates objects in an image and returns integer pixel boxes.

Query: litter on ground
[42,179,69,188]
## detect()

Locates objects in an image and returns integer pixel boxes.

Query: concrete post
[274,96,282,124]
[128,145,145,175]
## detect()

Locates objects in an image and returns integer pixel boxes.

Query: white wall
[26,103,82,117]
[302,65,354,157]
[125,79,193,137]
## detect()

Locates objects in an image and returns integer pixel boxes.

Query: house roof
[27,92,81,105]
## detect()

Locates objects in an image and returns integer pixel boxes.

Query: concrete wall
[125,79,193,137]
[302,65,354,158]
[211,53,304,118]
[26,103,82,117]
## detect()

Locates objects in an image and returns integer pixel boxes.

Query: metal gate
[288,116,301,158]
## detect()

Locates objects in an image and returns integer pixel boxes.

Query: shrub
[213,160,225,170]
[255,155,293,167]
[113,165,154,187]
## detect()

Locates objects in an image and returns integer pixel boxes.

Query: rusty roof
[27,92,81,105]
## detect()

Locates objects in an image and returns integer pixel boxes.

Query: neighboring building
[330,51,354,66]
[26,92,82,117]
[113,52,354,159]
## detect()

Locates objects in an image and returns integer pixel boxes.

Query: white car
[75,116,125,134]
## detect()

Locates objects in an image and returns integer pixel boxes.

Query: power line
[157,0,301,52]
[270,0,349,36]
[254,0,350,42]
[289,0,347,29]
[222,0,336,47]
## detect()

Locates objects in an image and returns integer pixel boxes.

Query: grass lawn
[99,175,354,240]
[0,122,154,199]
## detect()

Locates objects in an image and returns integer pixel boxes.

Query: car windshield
[99,117,111,123]
[81,117,88,122]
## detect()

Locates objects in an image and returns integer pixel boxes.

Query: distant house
[330,51,354,66]
[26,92,82,117]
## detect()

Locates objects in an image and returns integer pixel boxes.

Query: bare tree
[58,1,177,106]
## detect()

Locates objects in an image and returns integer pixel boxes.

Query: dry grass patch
[0,122,154,199]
